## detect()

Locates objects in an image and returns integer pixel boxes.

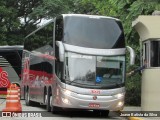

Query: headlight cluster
[61,89,72,105]
[114,93,125,99]
[62,97,71,104]
[64,89,72,95]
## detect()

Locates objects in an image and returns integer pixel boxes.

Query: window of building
[142,41,149,67]
[150,41,160,67]
[142,40,160,68]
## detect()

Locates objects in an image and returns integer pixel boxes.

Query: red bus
[0,46,23,97]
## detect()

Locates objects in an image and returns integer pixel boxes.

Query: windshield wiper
[66,79,96,86]
[65,79,124,89]
[65,79,79,85]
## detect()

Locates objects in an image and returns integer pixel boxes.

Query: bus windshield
[63,16,125,49]
[65,52,125,89]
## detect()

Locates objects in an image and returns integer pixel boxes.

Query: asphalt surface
[0,99,127,120]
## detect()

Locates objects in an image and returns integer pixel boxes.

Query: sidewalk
[123,106,160,120]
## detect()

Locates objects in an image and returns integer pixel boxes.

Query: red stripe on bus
[0,91,7,94]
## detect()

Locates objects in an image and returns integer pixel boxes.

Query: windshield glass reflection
[65,52,125,89]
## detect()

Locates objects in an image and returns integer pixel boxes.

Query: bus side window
[55,60,63,80]
[55,17,64,80]
[55,17,63,41]
[55,45,63,80]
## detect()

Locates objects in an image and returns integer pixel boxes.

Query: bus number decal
[91,90,100,94]
[0,71,10,87]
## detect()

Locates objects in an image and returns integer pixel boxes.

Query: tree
[0,0,74,45]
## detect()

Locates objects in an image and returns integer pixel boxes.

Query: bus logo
[93,96,97,100]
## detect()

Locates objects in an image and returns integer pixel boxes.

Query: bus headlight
[64,89,71,95]
[62,88,77,96]
[62,98,71,104]
[117,101,124,107]
[114,93,124,99]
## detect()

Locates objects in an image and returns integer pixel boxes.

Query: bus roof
[25,14,120,39]
[62,14,120,21]
[0,45,23,50]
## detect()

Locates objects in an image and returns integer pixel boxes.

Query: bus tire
[46,88,51,112]
[25,87,32,106]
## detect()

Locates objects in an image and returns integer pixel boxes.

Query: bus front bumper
[53,88,125,111]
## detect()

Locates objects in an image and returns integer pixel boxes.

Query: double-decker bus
[0,46,23,97]
[21,14,135,116]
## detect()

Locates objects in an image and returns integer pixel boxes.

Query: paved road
[0,99,127,120]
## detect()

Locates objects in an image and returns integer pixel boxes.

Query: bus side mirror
[56,41,64,62]
[126,46,135,65]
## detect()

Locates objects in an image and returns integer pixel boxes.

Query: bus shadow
[22,101,119,119]
[53,110,113,118]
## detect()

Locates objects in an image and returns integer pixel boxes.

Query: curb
[128,117,144,120]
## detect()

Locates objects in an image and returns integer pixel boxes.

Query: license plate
[89,103,100,108]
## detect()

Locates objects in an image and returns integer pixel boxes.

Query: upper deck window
[63,16,125,49]
[55,17,63,41]
[24,22,54,53]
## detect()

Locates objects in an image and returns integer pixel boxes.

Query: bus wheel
[25,88,31,106]
[46,89,51,112]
